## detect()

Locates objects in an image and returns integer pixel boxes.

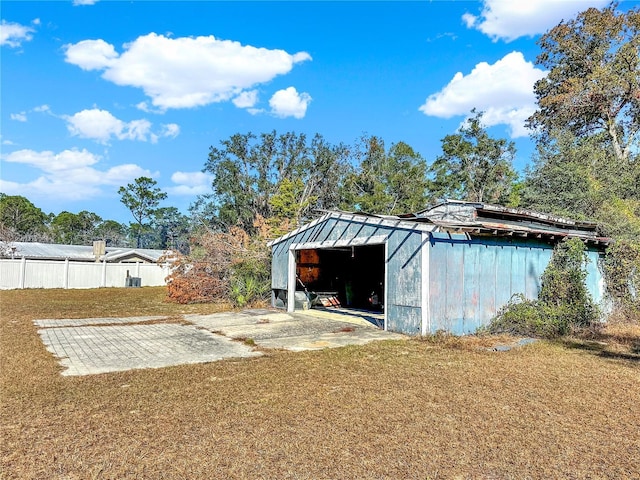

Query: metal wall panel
[585,250,606,304]
[386,230,423,333]
[428,234,605,334]
[386,230,422,306]
[387,304,421,335]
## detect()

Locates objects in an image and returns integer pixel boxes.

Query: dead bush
[165,218,271,305]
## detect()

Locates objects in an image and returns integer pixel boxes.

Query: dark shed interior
[296,244,385,311]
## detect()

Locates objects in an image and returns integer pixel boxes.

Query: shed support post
[383,241,388,331]
[287,248,296,313]
[421,232,431,335]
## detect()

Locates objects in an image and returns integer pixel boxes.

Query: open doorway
[294,244,386,324]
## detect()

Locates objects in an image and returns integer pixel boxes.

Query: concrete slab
[188,309,405,351]
[34,308,405,377]
[183,311,295,329]
[296,308,385,328]
[37,323,261,376]
[34,316,166,328]
[256,328,405,351]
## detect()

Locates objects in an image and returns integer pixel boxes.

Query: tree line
[0,189,191,252]
[0,109,521,250]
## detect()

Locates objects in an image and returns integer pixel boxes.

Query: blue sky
[1,0,617,223]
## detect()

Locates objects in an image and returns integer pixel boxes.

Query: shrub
[538,237,599,329]
[602,239,640,321]
[165,218,271,305]
[166,262,227,304]
[488,238,599,337]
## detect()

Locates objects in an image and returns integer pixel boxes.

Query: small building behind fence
[0,241,172,290]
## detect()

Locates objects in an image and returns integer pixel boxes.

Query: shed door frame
[288,236,388,331]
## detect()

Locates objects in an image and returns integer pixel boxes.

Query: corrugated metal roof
[269,200,610,247]
[2,242,169,262]
[413,199,599,229]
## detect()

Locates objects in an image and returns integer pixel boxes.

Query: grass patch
[2,287,640,479]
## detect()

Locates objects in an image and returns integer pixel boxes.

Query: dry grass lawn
[1,287,639,479]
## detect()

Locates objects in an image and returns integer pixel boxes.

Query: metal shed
[268,200,610,335]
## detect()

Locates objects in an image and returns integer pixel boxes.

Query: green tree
[95,220,128,247]
[269,178,315,222]
[150,207,191,252]
[429,110,517,203]
[201,131,348,232]
[602,240,640,318]
[0,194,49,239]
[527,4,640,163]
[50,210,102,245]
[522,129,640,240]
[522,130,604,220]
[340,136,429,214]
[118,177,167,248]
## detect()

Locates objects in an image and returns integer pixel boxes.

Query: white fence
[0,258,171,290]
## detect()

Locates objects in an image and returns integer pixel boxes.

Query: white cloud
[122,119,153,142]
[135,101,172,115]
[419,51,546,138]
[0,148,152,200]
[65,109,140,143]
[64,108,179,144]
[101,164,152,185]
[0,19,36,48]
[463,0,610,42]
[64,39,118,70]
[269,87,311,119]
[233,90,259,109]
[161,123,180,138]
[73,0,99,5]
[3,148,99,171]
[168,171,213,196]
[11,112,27,122]
[9,105,54,123]
[64,33,311,111]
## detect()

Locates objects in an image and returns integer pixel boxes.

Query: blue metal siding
[271,239,290,289]
[387,305,421,335]
[271,215,427,334]
[462,244,480,328]
[585,250,605,304]
[270,216,395,289]
[386,230,422,306]
[427,234,605,334]
[386,230,423,333]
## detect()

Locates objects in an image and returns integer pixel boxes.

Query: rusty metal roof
[410,200,608,245]
[304,200,610,247]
